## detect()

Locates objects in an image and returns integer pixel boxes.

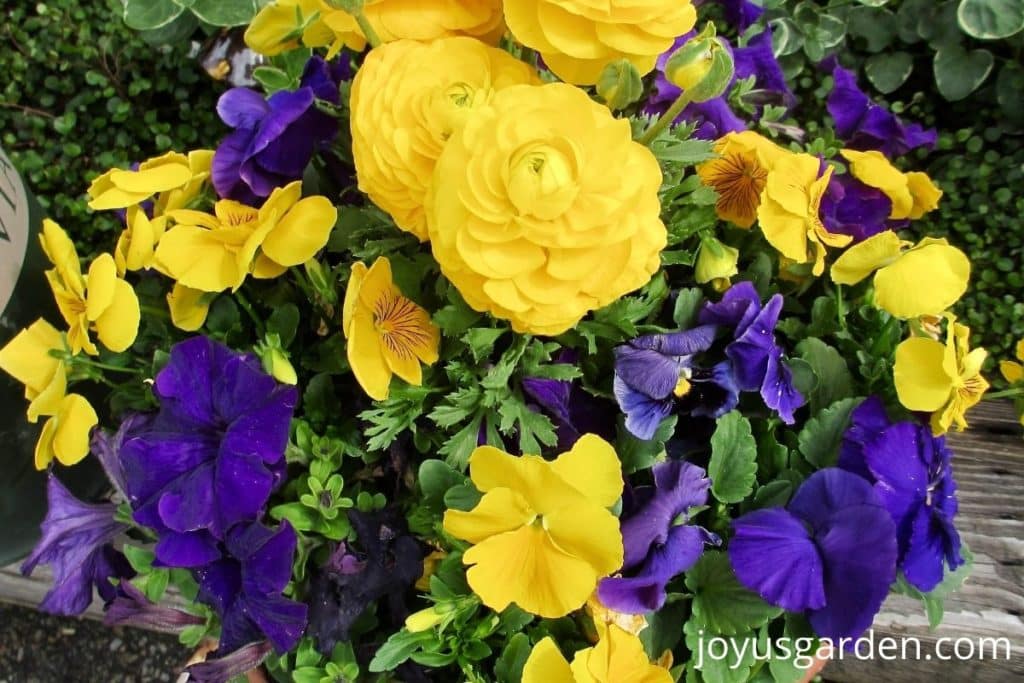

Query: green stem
[985,388,1024,400]
[234,290,266,336]
[73,358,141,375]
[835,284,847,332]
[638,90,694,146]
[352,9,382,48]
[140,304,170,320]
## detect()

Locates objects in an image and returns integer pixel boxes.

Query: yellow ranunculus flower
[350,37,539,241]
[427,82,666,335]
[504,0,696,85]
[40,220,140,356]
[831,231,970,319]
[443,435,624,618]
[840,150,942,220]
[342,257,439,401]
[757,154,852,276]
[166,283,214,332]
[87,151,211,212]
[155,182,337,292]
[34,393,98,470]
[697,131,788,228]
[0,318,68,422]
[1000,339,1024,384]
[246,0,504,57]
[522,623,671,683]
[895,315,990,434]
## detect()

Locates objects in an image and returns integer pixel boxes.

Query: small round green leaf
[933,46,995,101]
[122,0,185,30]
[189,0,261,27]
[957,0,1024,40]
[865,51,915,93]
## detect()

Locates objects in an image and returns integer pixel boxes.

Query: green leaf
[865,52,914,93]
[797,397,863,468]
[957,0,1024,40]
[189,0,261,26]
[934,45,995,101]
[494,633,532,683]
[752,480,793,509]
[617,415,677,474]
[708,412,757,504]
[847,7,897,52]
[252,66,295,95]
[463,328,506,362]
[368,629,436,672]
[686,551,783,636]
[443,483,482,512]
[997,62,1024,123]
[894,543,974,628]
[139,10,199,45]
[418,459,466,513]
[267,304,300,348]
[123,0,185,30]
[673,287,704,329]
[795,338,854,413]
[122,545,155,573]
[684,619,758,683]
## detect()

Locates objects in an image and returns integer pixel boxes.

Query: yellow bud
[405,607,443,633]
[695,237,739,285]
[665,23,735,102]
[596,60,644,110]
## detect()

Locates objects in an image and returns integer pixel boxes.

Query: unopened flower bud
[405,607,444,632]
[596,59,644,110]
[665,23,734,103]
[305,258,338,306]
[695,236,739,289]
[256,335,298,385]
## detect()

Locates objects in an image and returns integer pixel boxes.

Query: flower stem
[73,357,141,375]
[234,290,266,336]
[352,9,382,48]
[984,388,1024,400]
[638,90,694,146]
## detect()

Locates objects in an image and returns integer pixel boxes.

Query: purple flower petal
[186,641,273,683]
[217,88,270,130]
[614,376,675,441]
[761,347,805,424]
[154,531,221,568]
[837,396,890,481]
[699,281,762,331]
[104,581,205,634]
[820,174,893,243]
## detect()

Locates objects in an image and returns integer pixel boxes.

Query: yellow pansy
[153,149,214,216]
[586,595,647,639]
[0,318,68,422]
[757,154,852,276]
[831,232,970,319]
[505,0,697,85]
[697,131,788,228]
[895,315,990,434]
[155,181,337,292]
[522,623,671,683]
[166,283,214,332]
[342,256,439,401]
[115,206,167,275]
[350,37,539,240]
[443,435,624,618]
[840,150,942,220]
[40,220,140,356]
[1000,339,1024,384]
[88,152,193,211]
[33,394,98,470]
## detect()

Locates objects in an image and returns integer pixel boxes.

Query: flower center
[506,142,579,220]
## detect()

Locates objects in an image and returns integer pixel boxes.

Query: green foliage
[686,551,783,636]
[708,411,758,504]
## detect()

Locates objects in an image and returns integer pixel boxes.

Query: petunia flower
[118,336,297,567]
[307,508,424,653]
[612,326,737,440]
[87,151,195,211]
[39,219,141,356]
[827,63,937,158]
[757,153,853,275]
[894,315,989,434]
[186,641,274,683]
[213,56,348,205]
[598,461,719,613]
[696,131,788,228]
[443,435,624,618]
[840,149,942,221]
[155,181,337,293]
[819,173,893,243]
[831,231,970,319]
[838,397,964,592]
[699,282,805,423]
[342,256,439,401]
[193,520,308,653]
[21,476,131,615]
[522,623,671,683]
[729,468,898,641]
[104,580,206,634]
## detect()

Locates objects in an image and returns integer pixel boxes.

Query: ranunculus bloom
[443,435,624,618]
[522,623,671,683]
[427,83,667,335]
[342,256,439,401]
[697,131,787,228]
[350,37,538,240]
[757,154,852,275]
[831,231,970,319]
[895,315,989,434]
[840,150,942,221]
[504,0,696,85]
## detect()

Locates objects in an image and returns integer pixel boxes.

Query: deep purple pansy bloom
[213,55,348,204]
[194,520,308,653]
[119,336,297,568]
[699,282,805,423]
[104,581,205,634]
[307,508,424,654]
[613,326,739,440]
[598,461,720,613]
[522,350,617,450]
[21,476,132,616]
[827,63,937,158]
[839,397,965,592]
[730,468,898,642]
[820,173,893,243]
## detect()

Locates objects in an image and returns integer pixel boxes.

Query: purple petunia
[118,336,297,568]
[839,397,965,592]
[21,476,132,616]
[827,63,937,158]
[699,282,805,423]
[698,0,766,32]
[730,468,898,642]
[213,55,349,204]
[820,173,894,243]
[598,461,720,613]
[104,581,206,634]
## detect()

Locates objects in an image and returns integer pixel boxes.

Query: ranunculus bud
[597,60,644,110]
[665,23,734,102]
[695,236,739,290]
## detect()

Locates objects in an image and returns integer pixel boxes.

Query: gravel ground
[0,604,192,683]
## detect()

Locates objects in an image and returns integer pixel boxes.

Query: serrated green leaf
[368,629,436,672]
[686,551,783,636]
[797,397,863,468]
[419,459,466,513]
[494,633,532,683]
[709,412,757,504]
[684,619,758,683]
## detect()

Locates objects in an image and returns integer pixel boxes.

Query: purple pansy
[839,397,965,592]
[730,468,898,641]
[613,326,739,440]
[827,63,937,158]
[118,336,297,568]
[522,350,617,450]
[699,282,805,423]
[193,520,308,653]
[213,55,348,204]
[21,476,132,616]
[820,173,893,243]
[598,461,720,613]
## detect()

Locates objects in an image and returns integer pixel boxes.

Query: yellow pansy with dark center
[697,131,787,228]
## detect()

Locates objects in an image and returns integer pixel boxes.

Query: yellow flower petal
[50,394,98,467]
[261,196,338,267]
[347,308,392,401]
[251,254,289,280]
[0,318,64,399]
[523,637,575,683]
[167,283,212,332]
[40,219,83,289]
[1001,360,1024,384]
[874,239,970,319]
[342,261,368,337]
[34,415,59,470]
[894,337,954,411]
[572,625,673,683]
[830,231,904,285]
[155,226,246,292]
[85,254,118,322]
[443,488,535,544]
[841,149,913,219]
[906,172,943,219]
[28,363,67,424]
[94,278,140,353]
[549,434,623,508]
[467,448,569,514]
[545,503,623,577]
